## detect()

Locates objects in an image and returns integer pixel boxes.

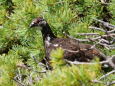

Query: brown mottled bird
[29,17,106,66]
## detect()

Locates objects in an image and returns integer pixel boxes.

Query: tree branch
[93,18,115,29]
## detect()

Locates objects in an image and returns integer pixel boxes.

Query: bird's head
[30,17,47,28]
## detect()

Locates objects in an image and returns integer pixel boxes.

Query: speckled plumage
[30,17,106,65]
[45,37,106,62]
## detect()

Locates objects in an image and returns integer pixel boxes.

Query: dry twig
[98,70,115,80]
[107,81,115,86]
[89,26,106,32]
[93,70,115,86]
[65,55,115,69]
[77,33,100,36]
[93,18,115,29]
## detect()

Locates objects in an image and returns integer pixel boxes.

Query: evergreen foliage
[0,0,114,86]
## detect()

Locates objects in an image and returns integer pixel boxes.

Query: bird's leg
[41,57,52,70]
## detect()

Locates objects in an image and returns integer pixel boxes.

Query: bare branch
[107,81,115,86]
[65,55,115,69]
[92,69,115,86]
[14,70,26,86]
[65,60,108,65]
[89,26,115,34]
[89,26,106,32]
[64,32,115,51]
[13,78,25,86]
[92,79,104,84]
[77,33,100,36]
[66,33,115,42]
[108,29,115,33]
[93,18,115,29]
[98,70,115,80]
[31,56,46,68]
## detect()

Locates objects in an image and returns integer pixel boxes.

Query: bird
[29,17,106,68]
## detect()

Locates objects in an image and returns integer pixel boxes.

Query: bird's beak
[29,21,37,28]
[29,23,34,28]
